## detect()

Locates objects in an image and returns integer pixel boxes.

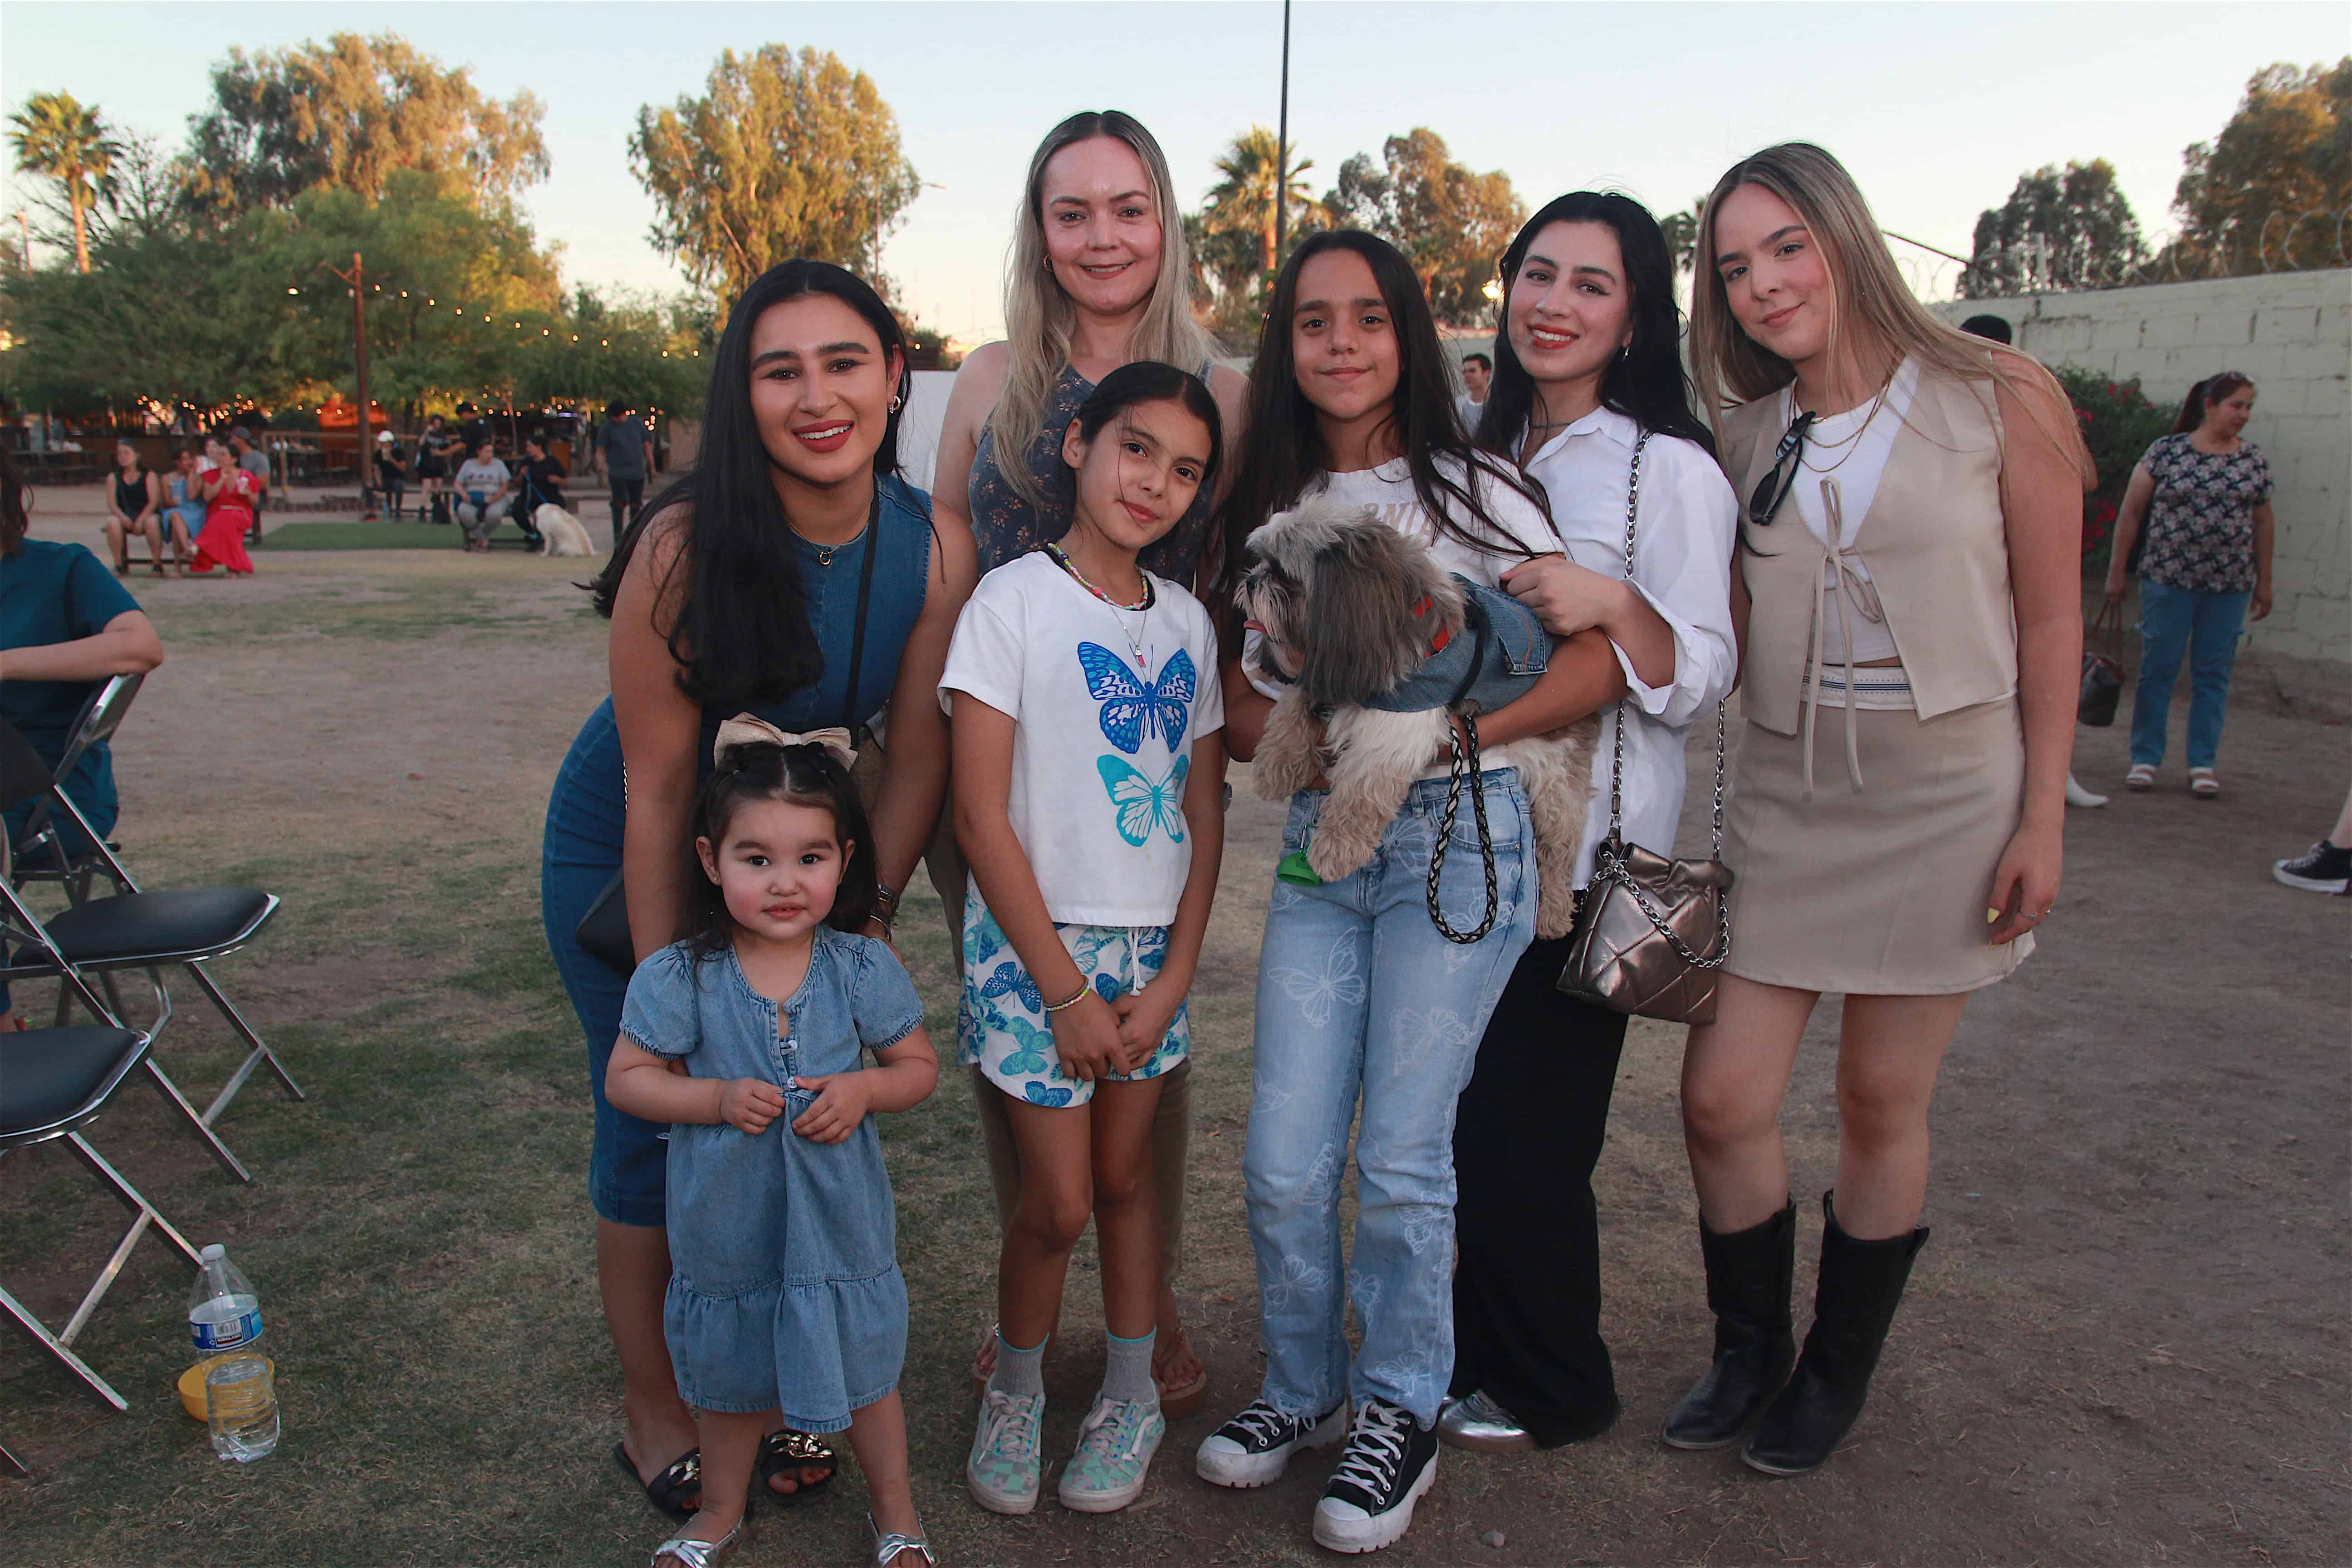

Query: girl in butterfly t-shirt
[941,363,1226,1517]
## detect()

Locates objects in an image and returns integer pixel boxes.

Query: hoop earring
[887,394,904,413]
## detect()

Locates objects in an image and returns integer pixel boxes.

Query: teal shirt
[0,536,141,826]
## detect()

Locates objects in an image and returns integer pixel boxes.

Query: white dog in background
[534,503,597,558]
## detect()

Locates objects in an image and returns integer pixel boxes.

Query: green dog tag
[1276,849,1324,887]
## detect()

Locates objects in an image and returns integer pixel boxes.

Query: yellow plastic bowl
[176,1358,273,1422]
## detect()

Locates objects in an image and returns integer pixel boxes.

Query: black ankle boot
[1742,1192,1928,1476]
[1662,1199,1795,1450]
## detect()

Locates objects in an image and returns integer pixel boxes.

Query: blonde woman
[1670,143,2085,1477]
[929,109,1247,1421]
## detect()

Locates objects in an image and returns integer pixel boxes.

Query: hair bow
[712,714,858,772]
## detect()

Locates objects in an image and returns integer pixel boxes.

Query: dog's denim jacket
[1362,576,1551,715]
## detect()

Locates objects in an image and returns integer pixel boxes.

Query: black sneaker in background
[1313,1398,1438,1554]
[1194,1398,1347,1489]
[2273,840,2352,894]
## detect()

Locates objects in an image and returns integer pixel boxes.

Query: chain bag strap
[1554,431,1737,1024]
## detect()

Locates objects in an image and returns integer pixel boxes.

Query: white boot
[2065,773,2108,808]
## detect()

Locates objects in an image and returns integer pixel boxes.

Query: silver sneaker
[1436,1390,1535,1453]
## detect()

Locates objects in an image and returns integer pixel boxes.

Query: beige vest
[1726,367,2019,744]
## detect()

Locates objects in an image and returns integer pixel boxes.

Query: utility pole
[1273,0,1293,270]
[14,212,28,271]
[323,251,373,511]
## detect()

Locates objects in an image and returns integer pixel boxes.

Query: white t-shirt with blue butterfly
[940,550,1225,927]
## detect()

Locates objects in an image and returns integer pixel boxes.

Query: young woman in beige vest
[1669,143,2086,1477]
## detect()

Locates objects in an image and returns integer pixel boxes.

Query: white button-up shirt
[1521,406,1740,885]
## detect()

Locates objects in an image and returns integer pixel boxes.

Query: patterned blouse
[2137,433,2271,594]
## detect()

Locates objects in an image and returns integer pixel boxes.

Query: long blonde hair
[988,110,1218,510]
[1690,142,2087,475]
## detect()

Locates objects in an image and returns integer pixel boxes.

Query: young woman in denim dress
[926,109,1246,1419]
[540,261,976,1524]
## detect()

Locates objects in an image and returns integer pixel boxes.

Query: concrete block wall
[1939,270,2352,669]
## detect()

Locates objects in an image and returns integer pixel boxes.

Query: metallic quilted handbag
[1554,433,1734,1024]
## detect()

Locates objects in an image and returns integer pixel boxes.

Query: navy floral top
[2138,433,2271,594]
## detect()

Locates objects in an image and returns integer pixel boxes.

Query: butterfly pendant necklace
[1046,542,1154,668]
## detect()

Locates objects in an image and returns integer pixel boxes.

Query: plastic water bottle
[188,1244,277,1462]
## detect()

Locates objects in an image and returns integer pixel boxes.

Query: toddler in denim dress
[604,720,940,1568]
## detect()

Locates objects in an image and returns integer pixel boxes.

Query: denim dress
[618,929,926,1431]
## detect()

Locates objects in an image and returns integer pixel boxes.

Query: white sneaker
[1195,1399,1348,1489]
[2064,774,2108,808]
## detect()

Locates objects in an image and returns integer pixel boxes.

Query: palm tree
[1202,126,1316,279]
[7,92,125,274]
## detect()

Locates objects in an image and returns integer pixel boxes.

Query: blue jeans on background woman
[1243,771,1537,1426]
[2132,579,2250,769]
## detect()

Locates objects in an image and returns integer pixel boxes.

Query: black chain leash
[1425,710,1499,944]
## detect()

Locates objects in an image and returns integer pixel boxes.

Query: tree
[1323,128,1525,324]
[629,44,921,301]
[2171,59,2352,275]
[1201,126,1316,280]
[1660,196,1707,275]
[7,92,124,273]
[1962,160,2146,297]
[183,33,549,214]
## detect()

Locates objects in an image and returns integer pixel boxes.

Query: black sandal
[613,1440,701,1521]
[755,1428,836,1504]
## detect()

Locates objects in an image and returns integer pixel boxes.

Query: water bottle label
[192,1308,262,1351]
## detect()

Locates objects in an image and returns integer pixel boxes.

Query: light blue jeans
[2132,579,2250,769]
[1243,770,1537,1426]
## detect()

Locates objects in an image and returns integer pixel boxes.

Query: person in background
[416,414,458,525]
[2273,784,2352,894]
[511,433,564,550]
[595,400,653,535]
[161,447,204,571]
[928,107,1247,1423]
[455,441,514,554]
[1455,350,1492,431]
[457,402,495,456]
[1960,314,2107,809]
[373,431,409,520]
[228,426,270,542]
[0,442,167,1028]
[2103,372,2274,799]
[190,435,259,576]
[103,439,166,579]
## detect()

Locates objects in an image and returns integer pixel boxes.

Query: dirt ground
[0,542,2344,1566]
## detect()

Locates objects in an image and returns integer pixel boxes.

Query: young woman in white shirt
[1441,193,1740,1457]
[1198,229,1651,1555]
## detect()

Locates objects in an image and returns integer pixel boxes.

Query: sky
[3,1,2346,342]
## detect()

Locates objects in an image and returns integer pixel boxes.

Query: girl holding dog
[540,261,976,1529]
[932,108,1245,1422]
[1671,143,2084,1476]
[946,362,1228,1516]
[1202,229,1648,1555]
[1441,194,1742,1458]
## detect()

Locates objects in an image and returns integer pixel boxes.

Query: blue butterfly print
[1024,1082,1076,1108]
[980,961,1044,1014]
[1093,972,1124,1004]
[997,1016,1055,1079]
[1097,754,1191,847]
[1078,643,1196,755]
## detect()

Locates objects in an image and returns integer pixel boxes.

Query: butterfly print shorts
[958,886,1189,1108]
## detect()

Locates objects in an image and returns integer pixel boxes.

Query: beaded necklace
[1044,541,1155,669]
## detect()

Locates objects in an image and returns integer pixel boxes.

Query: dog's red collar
[1413,594,1453,655]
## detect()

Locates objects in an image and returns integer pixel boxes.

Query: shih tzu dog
[1236,499,1598,938]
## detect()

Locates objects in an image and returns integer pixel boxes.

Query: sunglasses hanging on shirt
[1747,410,1817,529]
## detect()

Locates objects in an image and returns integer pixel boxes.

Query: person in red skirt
[189,434,257,576]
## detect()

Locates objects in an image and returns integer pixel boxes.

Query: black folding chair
[0,718,291,1184]
[13,673,142,905]
[0,1022,200,1411]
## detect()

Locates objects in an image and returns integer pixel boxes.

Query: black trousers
[608,475,645,531]
[1450,934,1629,1446]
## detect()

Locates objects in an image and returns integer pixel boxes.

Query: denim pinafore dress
[617,929,926,1431]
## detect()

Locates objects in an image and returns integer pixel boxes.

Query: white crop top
[1782,358,1919,666]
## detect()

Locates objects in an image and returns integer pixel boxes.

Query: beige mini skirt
[1722,696,2032,995]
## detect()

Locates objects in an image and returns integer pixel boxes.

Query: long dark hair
[686,737,879,958]
[0,442,25,558]
[1214,229,1546,603]
[1067,360,1224,491]
[2172,371,2253,435]
[1477,192,1714,457]
[589,260,914,710]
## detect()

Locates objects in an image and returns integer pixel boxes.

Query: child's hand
[719,1078,788,1136]
[790,1072,874,1144]
[1112,985,1180,1075]
[1050,992,1126,1083]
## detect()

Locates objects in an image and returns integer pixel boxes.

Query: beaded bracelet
[1041,980,1092,1014]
